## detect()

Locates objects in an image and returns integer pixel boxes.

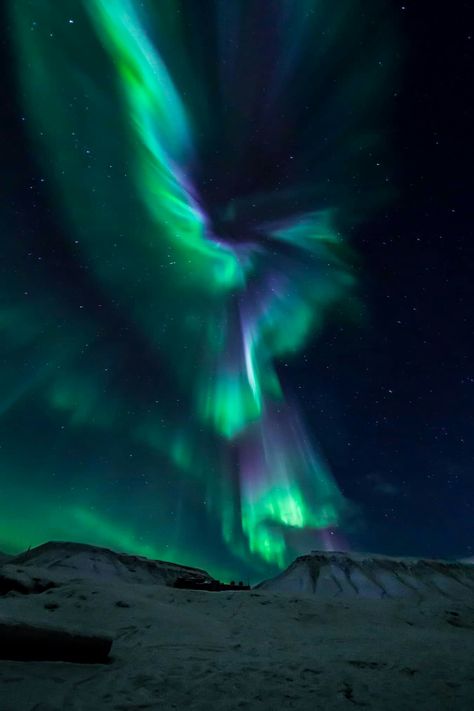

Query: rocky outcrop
[0,619,112,663]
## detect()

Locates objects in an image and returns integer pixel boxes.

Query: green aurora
[1,0,398,579]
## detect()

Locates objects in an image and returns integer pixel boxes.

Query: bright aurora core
[2,0,403,580]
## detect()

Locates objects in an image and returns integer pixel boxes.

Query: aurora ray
[2,0,398,577]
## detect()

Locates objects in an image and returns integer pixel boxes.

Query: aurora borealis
[2,1,472,579]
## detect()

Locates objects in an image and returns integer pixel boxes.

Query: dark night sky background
[292,2,474,560]
[0,1,473,574]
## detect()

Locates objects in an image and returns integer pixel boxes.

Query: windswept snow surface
[1,544,474,710]
[256,550,474,601]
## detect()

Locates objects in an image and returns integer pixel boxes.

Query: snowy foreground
[1,543,474,710]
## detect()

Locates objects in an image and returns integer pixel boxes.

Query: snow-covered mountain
[1,541,213,587]
[256,550,474,601]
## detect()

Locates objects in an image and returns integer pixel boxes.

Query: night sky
[1,1,473,581]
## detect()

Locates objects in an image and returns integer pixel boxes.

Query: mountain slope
[1,541,213,587]
[256,551,474,601]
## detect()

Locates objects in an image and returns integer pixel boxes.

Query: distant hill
[0,551,13,564]
[2,541,214,587]
[256,550,474,601]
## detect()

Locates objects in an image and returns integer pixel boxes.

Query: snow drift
[256,550,474,601]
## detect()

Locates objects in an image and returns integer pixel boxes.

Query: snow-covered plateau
[256,550,474,601]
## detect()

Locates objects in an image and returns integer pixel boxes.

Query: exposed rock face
[0,619,113,663]
[1,541,214,588]
[256,551,474,601]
